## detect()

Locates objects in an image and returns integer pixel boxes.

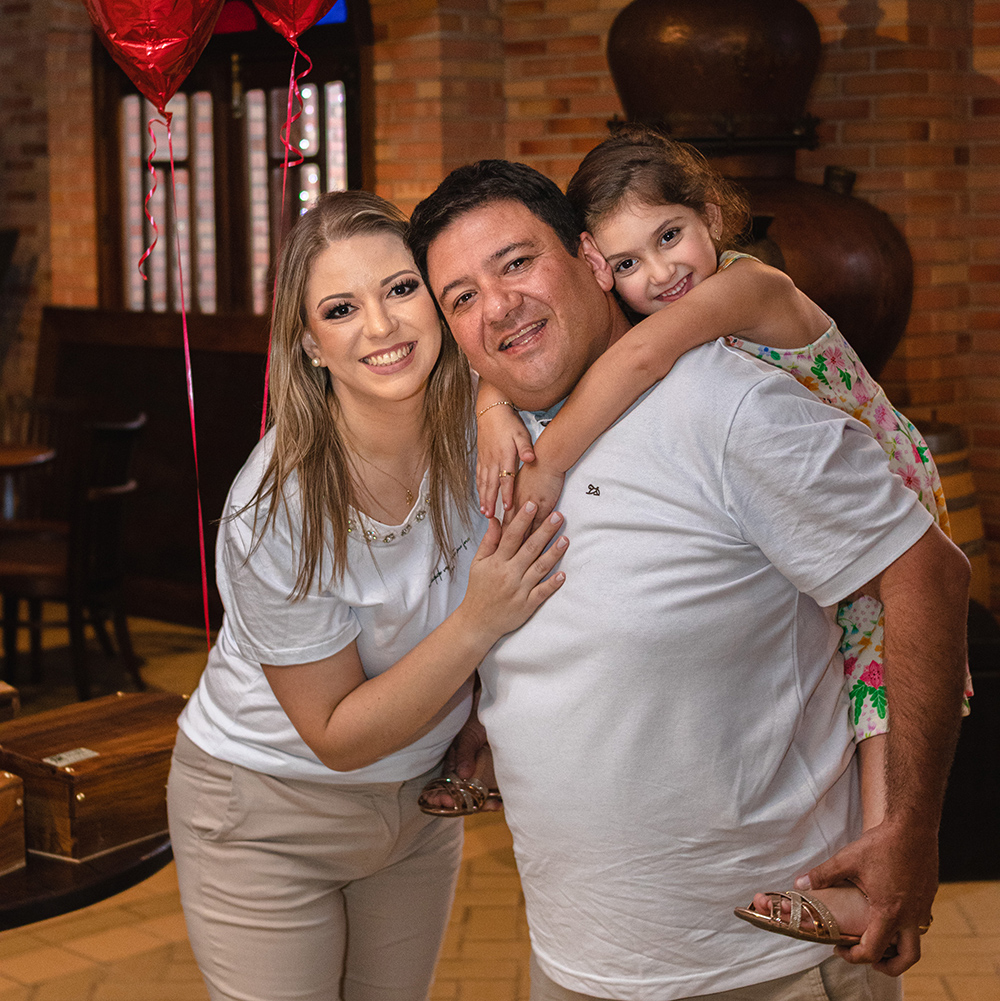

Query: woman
[166,190,568,1001]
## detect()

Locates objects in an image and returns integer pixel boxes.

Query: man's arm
[801,522,969,975]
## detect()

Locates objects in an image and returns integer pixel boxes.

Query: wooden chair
[0,401,147,700]
[0,396,85,522]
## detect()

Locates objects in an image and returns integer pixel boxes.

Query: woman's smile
[361,341,416,368]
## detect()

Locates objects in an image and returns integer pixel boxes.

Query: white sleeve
[722,371,933,607]
[216,495,361,666]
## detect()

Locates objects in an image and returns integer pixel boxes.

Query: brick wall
[968,0,1000,593]
[0,0,51,395]
[503,0,624,187]
[371,0,505,214]
[47,17,98,312]
[800,0,974,422]
[801,0,1000,604]
[0,0,92,395]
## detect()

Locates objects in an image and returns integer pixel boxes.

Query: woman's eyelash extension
[322,302,353,320]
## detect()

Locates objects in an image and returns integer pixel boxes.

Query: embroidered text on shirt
[429,537,473,586]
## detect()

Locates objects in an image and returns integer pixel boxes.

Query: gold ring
[499,470,514,477]
[918,916,933,934]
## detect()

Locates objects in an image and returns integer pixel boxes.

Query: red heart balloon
[84,0,225,115]
[251,0,338,42]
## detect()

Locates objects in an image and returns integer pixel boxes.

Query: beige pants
[167,730,463,1001]
[529,951,904,1001]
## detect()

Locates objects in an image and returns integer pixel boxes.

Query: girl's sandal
[733,890,861,947]
[418,775,503,816]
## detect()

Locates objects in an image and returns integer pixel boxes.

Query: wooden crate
[0,681,19,722]
[0,691,186,861]
[0,770,26,875]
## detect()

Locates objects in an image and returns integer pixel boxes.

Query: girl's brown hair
[566,123,750,251]
[250,190,474,596]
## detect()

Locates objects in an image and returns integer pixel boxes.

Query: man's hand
[798,818,937,975]
[802,522,968,977]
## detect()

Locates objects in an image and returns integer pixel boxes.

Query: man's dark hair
[408,160,584,277]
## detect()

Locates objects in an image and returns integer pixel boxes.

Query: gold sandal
[734,890,861,946]
[418,775,503,816]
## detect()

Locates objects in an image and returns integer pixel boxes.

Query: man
[408,161,969,1001]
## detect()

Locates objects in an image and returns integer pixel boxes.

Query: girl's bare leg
[471,741,503,810]
[749,735,887,937]
[859,733,887,831]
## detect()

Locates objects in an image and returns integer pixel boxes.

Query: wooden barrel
[920,422,991,608]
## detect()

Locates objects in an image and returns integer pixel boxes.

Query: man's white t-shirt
[479,341,933,999]
[179,430,483,784]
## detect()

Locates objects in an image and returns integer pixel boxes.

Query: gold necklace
[352,450,425,509]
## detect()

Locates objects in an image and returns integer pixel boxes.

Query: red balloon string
[280,42,314,171]
[137,113,171,280]
[166,123,213,652]
[259,39,316,438]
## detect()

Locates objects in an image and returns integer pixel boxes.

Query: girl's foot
[744,883,869,941]
[418,743,503,816]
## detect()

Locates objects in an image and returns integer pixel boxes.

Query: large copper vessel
[606,0,913,377]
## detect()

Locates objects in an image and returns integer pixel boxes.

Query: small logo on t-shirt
[586,484,601,496]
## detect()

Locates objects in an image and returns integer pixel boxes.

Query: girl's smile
[653,272,694,304]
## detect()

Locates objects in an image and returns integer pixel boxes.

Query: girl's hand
[476,407,535,518]
[512,460,566,532]
[460,501,567,642]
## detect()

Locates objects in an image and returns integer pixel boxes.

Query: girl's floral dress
[720,252,972,739]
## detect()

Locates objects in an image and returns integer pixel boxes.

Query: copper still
[606,0,913,377]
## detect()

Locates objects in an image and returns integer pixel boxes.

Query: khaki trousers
[167,730,463,1001]
[529,951,904,1001]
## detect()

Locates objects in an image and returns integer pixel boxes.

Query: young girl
[474,123,969,949]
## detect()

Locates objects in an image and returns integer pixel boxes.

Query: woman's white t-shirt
[179,430,484,784]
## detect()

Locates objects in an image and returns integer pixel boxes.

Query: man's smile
[499,319,546,351]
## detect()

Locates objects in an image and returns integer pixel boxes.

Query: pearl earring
[310,357,322,368]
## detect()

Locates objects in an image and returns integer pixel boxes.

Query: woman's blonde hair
[251,190,474,596]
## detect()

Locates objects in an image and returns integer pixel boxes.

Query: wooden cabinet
[0,692,186,861]
[37,307,270,627]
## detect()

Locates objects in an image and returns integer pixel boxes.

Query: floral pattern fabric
[720,251,971,739]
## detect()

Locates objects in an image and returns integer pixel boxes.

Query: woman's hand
[263,505,565,774]
[476,406,535,518]
[511,459,566,531]
[459,501,567,643]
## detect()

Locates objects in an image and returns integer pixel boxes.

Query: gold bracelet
[476,400,516,419]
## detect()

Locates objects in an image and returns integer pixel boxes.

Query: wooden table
[0,444,56,520]
[0,445,57,472]
[0,833,173,931]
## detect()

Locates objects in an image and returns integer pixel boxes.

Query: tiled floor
[1,613,997,999]
[0,812,526,1001]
